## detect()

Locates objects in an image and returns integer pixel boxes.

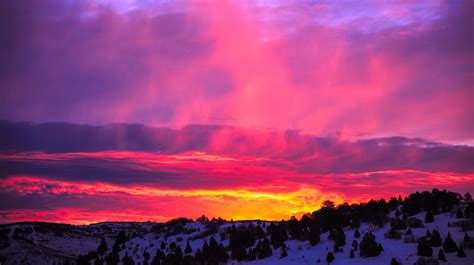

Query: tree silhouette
[424,211,434,223]
[184,241,192,254]
[96,237,108,255]
[359,232,381,258]
[457,246,466,257]
[443,232,458,252]
[326,251,335,264]
[417,237,433,257]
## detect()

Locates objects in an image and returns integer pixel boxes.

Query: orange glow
[0,150,473,224]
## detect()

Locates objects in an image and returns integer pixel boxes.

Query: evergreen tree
[349,249,354,259]
[464,232,471,242]
[184,241,192,254]
[417,237,433,257]
[143,249,150,261]
[351,240,358,251]
[194,248,202,262]
[405,228,412,235]
[456,208,464,218]
[359,232,381,258]
[390,257,400,265]
[443,232,458,252]
[354,229,360,238]
[231,245,246,261]
[424,211,434,223]
[160,241,166,250]
[378,243,384,252]
[97,237,108,255]
[280,245,288,258]
[437,249,446,261]
[150,255,161,265]
[154,249,166,261]
[122,253,135,265]
[106,249,120,265]
[326,251,335,264]
[93,257,102,265]
[259,238,273,259]
[457,246,466,257]
[309,224,321,246]
[429,229,442,247]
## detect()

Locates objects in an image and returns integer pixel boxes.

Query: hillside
[0,190,473,265]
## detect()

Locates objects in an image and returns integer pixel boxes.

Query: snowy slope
[0,209,473,264]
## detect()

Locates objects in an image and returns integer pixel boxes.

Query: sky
[0,0,473,224]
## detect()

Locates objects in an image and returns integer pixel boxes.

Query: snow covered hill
[0,207,473,264]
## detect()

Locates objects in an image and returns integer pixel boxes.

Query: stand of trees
[76,189,471,265]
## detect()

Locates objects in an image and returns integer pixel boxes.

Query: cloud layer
[0,0,472,142]
[0,122,472,223]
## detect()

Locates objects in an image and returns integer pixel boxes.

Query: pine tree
[151,255,161,265]
[326,251,335,264]
[429,229,442,247]
[443,232,458,252]
[96,237,108,255]
[185,241,192,254]
[378,243,384,252]
[390,257,400,265]
[93,257,102,265]
[122,253,135,265]
[309,225,321,246]
[351,240,358,251]
[354,229,360,238]
[464,232,471,242]
[160,241,166,250]
[424,211,434,223]
[405,228,412,235]
[456,208,464,218]
[417,237,433,257]
[143,249,150,261]
[359,232,381,258]
[349,249,354,259]
[280,245,288,258]
[437,249,446,261]
[457,246,466,257]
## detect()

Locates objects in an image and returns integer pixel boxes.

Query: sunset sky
[0,0,473,224]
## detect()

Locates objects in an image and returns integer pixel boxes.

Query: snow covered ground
[0,208,473,264]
